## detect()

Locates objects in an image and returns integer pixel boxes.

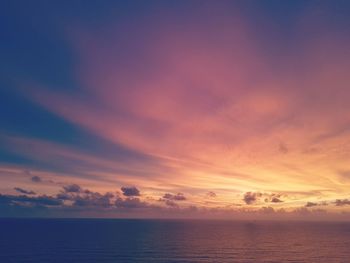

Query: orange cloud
[12,3,350,216]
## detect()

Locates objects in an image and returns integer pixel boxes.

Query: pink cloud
[18,3,350,211]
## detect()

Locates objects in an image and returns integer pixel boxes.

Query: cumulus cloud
[31,176,42,183]
[63,184,82,193]
[158,193,187,207]
[1,183,154,213]
[0,194,62,206]
[163,193,186,201]
[335,199,350,206]
[270,197,283,203]
[14,187,36,195]
[56,185,115,207]
[72,192,113,208]
[164,200,179,207]
[305,202,318,207]
[121,186,140,197]
[206,191,217,198]
[263,193,284,203]
[115,197,150,209]
[244,192,283,205]
[243,192,262,205]
[304,201,329,208]
[0,187,349,219]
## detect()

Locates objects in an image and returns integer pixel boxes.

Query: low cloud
[243,192,262,205]
[159,193,186,207]
[305,202,318,207]
[72,193,114,208]
[335,199,350,206]
[56,184,114,207]
[0,194,63,206]
[14,187,36,195]
[115,197,150,209]
[206,191,217,198]
[163,193,186,201]
[0,182,347,219]
[270,197,283,203]
[304,201,328,208]
[262,193,284,204]
[121,186,140,197]
[63,184,82,193]
[31,176,42,183]
[164,200,179,207]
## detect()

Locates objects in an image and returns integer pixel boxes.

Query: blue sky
[1,0,350,219]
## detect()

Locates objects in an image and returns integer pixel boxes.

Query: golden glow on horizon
[1,3,350,218]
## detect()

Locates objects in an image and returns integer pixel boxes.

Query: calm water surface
[0,219,350,262]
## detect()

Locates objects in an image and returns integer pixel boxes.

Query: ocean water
[0,219,350,263]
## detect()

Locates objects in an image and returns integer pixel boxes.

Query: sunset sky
[1,0,350,219]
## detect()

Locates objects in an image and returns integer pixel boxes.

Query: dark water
[1,219,350,262]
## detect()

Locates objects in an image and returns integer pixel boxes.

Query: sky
[1,0,350,219]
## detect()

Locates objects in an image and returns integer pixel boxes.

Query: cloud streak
[14,187,36,195]
[1,1,350,218]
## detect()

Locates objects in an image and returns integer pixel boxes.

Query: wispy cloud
[2,1,350,217]
[14,187,36,195]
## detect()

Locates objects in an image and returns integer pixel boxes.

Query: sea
[0,218,350,262]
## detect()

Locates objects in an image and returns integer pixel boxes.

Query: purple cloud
[121,187,140,197]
